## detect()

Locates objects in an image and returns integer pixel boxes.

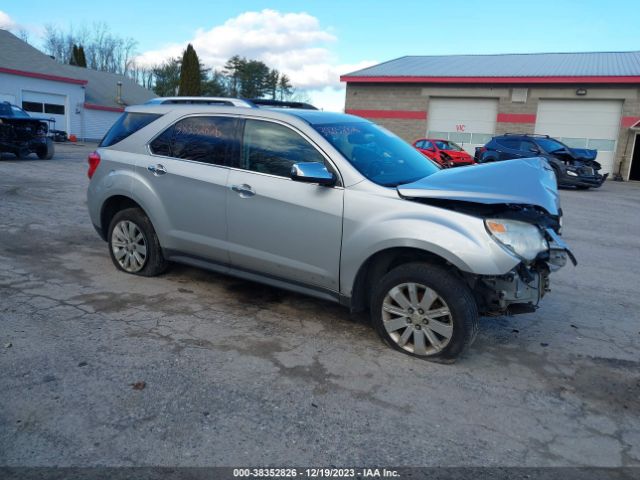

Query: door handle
[147,164,167,176]
[230,184,255,197]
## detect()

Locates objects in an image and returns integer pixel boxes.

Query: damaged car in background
[475,134,607,189]
[87,103,576,362]
[0,101,55,160]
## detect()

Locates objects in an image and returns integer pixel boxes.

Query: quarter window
[100,112,161,147]
[240,120,326,177]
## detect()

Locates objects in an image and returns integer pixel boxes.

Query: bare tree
[42,22,138,76]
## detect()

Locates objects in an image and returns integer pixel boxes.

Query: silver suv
[87,99,574,362]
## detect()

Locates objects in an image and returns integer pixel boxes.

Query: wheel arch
[99,195,146,241]
[348,247,463,313]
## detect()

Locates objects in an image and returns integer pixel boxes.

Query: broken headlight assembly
[485,219,548,262]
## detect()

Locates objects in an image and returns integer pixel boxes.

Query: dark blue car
[475,134,607,189]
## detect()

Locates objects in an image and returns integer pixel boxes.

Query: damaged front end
[554,149,608,188]
[417,200,576,316]
[473,227,576,315]
[396,158,576,316]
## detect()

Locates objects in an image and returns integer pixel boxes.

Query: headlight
[567,170,578,177]
[485,219,548,261]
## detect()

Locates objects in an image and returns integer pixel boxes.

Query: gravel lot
[1,143,639,467]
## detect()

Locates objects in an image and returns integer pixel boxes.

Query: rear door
[226,118,343,291]
[146,115,240,263]
[494,138,523,160]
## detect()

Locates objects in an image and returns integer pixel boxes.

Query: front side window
[11,106,31,118]
[314,121,439,187]
[150,116,240,166]
[240,120,325,177]
[435,140,463,151]
[536,138,568,153]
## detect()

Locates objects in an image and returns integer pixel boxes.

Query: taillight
[87,151,101,179]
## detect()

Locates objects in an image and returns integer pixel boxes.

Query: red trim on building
[346,109,427,120]
[497,113,537,124]
[0,66,88,85]
[84,102,125,113]
[621,116,640,128]
[341,75,640,85]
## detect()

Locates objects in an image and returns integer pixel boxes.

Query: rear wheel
[370,262,479,362]
[108,208,167,276]
[36,138,54,160]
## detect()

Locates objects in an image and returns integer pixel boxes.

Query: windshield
[434,140,462,151]
[537,138,568,153]
[11,106,31,118]
[313,122,439,186]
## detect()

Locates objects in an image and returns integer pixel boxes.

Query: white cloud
[135,9,377,105]
[0,10,16,30]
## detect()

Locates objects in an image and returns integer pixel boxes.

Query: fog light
[567,170,578,177]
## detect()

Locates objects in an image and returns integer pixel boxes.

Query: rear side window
[99,112,161,147]
[150,116,240,166]
[496,138,520,149]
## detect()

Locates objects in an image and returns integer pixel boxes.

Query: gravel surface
[1,143,639,467]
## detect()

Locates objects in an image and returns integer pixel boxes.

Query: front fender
[339,189,521,296]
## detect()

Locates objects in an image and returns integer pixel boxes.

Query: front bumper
[560,171,608,188]
[475,228,576,315]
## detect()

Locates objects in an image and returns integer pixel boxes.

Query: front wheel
[108,208,168,276]
[370,262,479,362]
[37,138,54,160]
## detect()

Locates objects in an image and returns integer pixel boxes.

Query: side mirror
[290,162,337,186]
[529,146,540,153]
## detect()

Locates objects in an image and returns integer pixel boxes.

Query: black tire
[107,207,167,277]
[575,185,590,190]
[370,262,479,362]
[36,138,54,160]
[14,148,29,159]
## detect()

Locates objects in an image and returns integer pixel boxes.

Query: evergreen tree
[277,74,293,101]
[153,58,181,96]
[77,45,87,67]
[69,44,78,66]
[178,44,202,96]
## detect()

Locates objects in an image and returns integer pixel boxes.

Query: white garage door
[535,100,623,174]
[21,91,68,133]
[427,98,498,154]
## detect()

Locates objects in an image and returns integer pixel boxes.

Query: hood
[568,148,597,161]
[397,157,560,215]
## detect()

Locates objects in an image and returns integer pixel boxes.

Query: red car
[412,138,475,167]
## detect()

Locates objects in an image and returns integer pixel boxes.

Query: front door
[226,119,344,291]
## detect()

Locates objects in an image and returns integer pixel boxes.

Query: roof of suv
[126,103,364,126]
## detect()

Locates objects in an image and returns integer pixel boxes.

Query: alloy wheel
[111,220,148,273]
[381,282,454,356]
